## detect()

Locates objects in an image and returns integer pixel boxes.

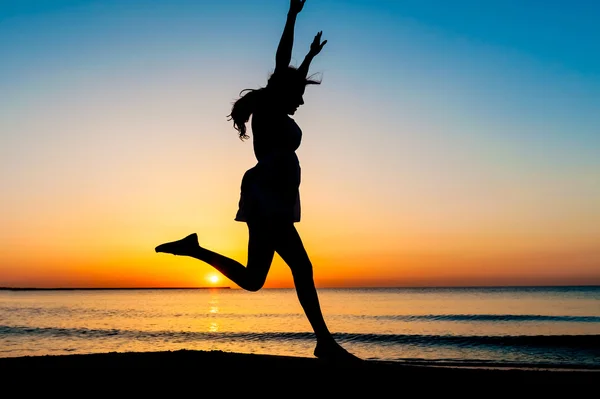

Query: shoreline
[1,350,597,395]
[0,349,597,382]
[1,349,598,371]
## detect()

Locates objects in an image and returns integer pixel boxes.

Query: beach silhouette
[156,0,360,363]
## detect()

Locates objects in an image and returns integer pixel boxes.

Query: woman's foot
[155,233,199,256]
[314,339,362,363]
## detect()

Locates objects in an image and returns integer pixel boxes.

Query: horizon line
[1,284,599,291]
[0,287,232,291]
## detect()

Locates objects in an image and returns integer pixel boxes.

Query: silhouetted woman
[156,0,359,362]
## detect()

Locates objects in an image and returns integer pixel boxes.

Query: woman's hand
[309,31,327,56]
[299,31,327,77]
[289,0,306,15]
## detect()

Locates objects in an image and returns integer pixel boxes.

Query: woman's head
[228,66,321,140]
[267,66,320,115]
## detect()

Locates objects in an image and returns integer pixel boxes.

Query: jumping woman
[156,0,360,362]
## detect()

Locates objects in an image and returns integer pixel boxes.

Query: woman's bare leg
[272,223,361,361]
[155,227,275,292]
[156,223,360,360]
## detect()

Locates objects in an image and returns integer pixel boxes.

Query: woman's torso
[251,108,302,186]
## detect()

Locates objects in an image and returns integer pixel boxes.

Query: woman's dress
[234,109,302,224]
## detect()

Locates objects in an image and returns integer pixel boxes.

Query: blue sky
[1,0,599,287]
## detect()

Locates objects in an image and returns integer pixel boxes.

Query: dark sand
[0,349,596,392]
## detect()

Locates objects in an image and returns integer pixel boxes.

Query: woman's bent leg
[155,225,275,292]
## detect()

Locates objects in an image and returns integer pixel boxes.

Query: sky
[1,0,599,288]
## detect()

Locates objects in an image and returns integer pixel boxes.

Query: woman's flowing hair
[227,66,321,141]
[227,88,265,141]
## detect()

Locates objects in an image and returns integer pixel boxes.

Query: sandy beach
[0,349,596,392]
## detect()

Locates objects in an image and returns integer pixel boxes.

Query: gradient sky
[1,0,599,288]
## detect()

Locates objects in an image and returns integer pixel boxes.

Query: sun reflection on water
[207,291,220,332]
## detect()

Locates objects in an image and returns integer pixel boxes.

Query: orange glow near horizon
[1,226,599,288]
[1,172,599,288]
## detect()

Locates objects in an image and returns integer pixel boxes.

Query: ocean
[1,286,599,368]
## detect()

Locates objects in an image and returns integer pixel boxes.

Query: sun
[207,274,220,284]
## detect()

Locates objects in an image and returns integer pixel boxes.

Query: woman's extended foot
[155,233,199,256]
[314,339,363,363]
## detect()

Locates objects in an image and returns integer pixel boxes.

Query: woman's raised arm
[299,30,327,78]
[275,0,306,73]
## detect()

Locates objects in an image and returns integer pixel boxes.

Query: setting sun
[207,275,220,284]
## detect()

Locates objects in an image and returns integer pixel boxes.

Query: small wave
[369,314,600,323]
[1,325,599,350]
[4,306,599,324]
[335,332,600,350]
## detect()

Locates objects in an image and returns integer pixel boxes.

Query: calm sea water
[1,287,599,368]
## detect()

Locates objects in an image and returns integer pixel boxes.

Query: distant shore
[1,285,598,291]
[0,287,231,291]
